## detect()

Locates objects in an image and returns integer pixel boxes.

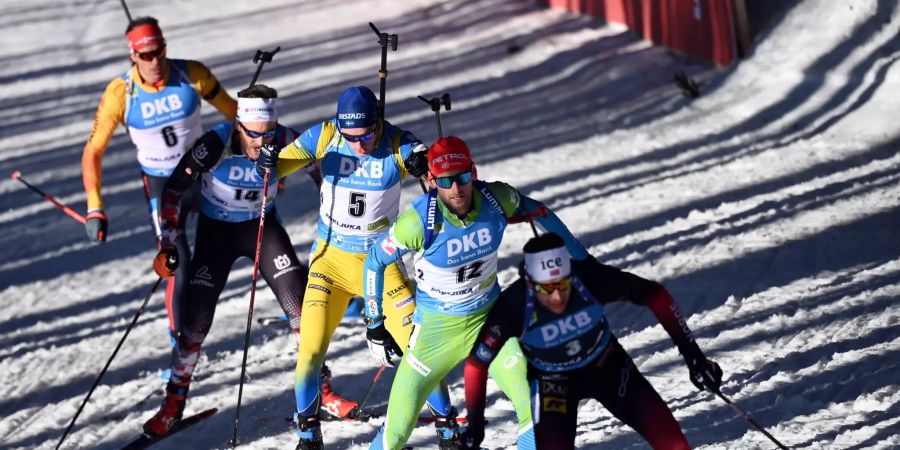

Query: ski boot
[434,407,462,450]
[319,364,360,420]
[294,414,324,450]
[143,382,188,436]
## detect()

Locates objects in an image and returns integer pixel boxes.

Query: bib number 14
[234,189,260,201]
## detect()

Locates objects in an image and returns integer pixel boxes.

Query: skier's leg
[371,309,480,450]
[142,173,195,348]
[592,339,690,450]
[294,241,354,417]
[487,338,534,449]
[380,261,453,417]
[256,216,306,334]
[145,216,235,435]
[166,216,235,388]
[531,373,578,450]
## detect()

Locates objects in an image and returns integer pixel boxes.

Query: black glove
[85,209,108,242]
[459,417,486,450]
[680,341,723,392]
[403,146,429,178]
[153,244,179,277]
[255,143,280,179]
[366,321,403,367]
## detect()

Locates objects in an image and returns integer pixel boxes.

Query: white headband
[237,97,277,123]
[524,246,572,283]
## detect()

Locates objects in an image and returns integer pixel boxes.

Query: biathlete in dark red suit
[142,84,357,437]
[462,232,723,450]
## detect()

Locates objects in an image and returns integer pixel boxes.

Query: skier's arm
[186,60,237,121]
[158,124,228,245]
[361,208,423,324]
[394,129,429,179]
[581,259,723,390]
[581,260,695,347]
[490,182,589,260]
[266,122,328,179]
[82,78,126,211]
[464,284,523,428]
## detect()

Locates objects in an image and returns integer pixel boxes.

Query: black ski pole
[713,389,790,449]
[228,166,273,448]
[119,0,133,22]
[55,277,163,450]
[417,93,451,139]
[248,47,281,88]
[355,364,387,416]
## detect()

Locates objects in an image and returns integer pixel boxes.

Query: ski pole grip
[11,170,21,180]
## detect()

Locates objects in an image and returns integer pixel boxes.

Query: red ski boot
[319,364,359,420]
[143,383,187,436]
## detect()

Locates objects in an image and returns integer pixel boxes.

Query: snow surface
[1,0,898,449]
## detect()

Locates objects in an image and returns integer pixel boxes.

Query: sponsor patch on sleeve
[366,297,380,317]
[381,236,397,255]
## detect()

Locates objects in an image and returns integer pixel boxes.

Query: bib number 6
[161,126,178,147]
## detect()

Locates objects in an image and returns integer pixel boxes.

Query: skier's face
[130,43,166,85]
[432,169,474,217]
[341,125,378,156]
[533,276,572,314]
[237,120,277,160]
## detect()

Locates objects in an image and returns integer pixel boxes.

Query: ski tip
[11,170,20,179]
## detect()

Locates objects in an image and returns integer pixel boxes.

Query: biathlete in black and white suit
[142,84,355,437]
[463,233,724,450]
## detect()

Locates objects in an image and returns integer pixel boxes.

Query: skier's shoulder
[480,180,520,217]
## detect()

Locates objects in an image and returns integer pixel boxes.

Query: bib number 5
[349,191,366,217]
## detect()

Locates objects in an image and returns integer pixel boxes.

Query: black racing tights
[530,338,691,450]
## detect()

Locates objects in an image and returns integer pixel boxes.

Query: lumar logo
[338,113,366,119]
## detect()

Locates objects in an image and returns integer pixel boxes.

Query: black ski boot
[433,407,462,450]
[294,413,324,450]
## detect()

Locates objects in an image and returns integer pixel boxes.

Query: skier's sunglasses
[238,121,277,139]
[533,277,572,295]
[341,127,376,143]
[134,45,166,62]
[433,171,473,189]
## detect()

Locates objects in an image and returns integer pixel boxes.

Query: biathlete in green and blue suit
[362,136,590,450]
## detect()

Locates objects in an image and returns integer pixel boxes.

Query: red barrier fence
[545,0,739,66]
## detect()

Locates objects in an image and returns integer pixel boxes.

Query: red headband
[127,23,165,52]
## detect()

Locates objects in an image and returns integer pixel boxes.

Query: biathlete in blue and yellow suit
[140,85,358,437]
[80,16,236,348]
[256,86,453,449]
[362,136,591,450]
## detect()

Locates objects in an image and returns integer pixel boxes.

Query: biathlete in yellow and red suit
[80,16,236,347]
